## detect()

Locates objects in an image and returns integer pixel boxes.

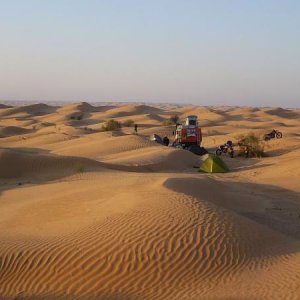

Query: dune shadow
[265,144,299,157]
[230,162,274,172]
[0,147,107,198]
[0,146,51,154]
[265,108,300,119]
[164,177,300,241]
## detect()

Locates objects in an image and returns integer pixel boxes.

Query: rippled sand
[0,102,300,299]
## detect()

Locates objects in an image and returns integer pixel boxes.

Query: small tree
[236,132,265,158]
[170,115,179,124]
[102,119,122,131]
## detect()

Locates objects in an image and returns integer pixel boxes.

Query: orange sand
[0,102,300,299]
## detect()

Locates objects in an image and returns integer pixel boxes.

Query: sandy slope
[0,102,300,300]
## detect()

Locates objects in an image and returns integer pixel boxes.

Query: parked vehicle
[172,115,207,155]
[264,129,282,141]
[216,141,234,158]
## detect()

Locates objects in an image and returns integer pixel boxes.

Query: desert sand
[0,102,300,300]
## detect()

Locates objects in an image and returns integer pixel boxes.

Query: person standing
[134,124,138,134]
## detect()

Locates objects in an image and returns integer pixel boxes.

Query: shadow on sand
[164,177,300,240]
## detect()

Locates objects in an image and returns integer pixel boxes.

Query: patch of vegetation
[70,114,83,121]
[123,119,134,127]
[74,162,86,173]
[162,114,180,126]
[42,122,54,127]
[236,132,266,158]
[101,119,122,131]
[162,119,174,126]
[170,114,180,124]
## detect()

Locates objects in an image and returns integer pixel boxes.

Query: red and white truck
[173,115,207,155]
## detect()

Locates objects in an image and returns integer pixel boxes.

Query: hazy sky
[1,0,299,107]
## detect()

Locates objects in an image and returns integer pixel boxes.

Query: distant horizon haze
[0,1,299,107]
[1,98,299,109]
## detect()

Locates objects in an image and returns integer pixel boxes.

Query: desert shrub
[162,115,180,126]
[123,119,134,127]
[74,162,85,172]
[162,119,174,126]
[170,115,179,124]
[236,132,266,157]
[42,122,53,127]
[70,114,83,120]
[102,119,122,131]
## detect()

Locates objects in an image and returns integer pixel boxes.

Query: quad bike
[264,129,282,141]
[216,141,234,158]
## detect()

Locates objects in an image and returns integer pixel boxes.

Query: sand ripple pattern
[1,179,297,300]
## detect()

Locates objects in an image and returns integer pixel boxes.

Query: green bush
[102,119,122,131]
[236,132,265,158]
[123,119,134,127]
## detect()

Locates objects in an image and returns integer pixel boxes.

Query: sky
[0,0,299,107]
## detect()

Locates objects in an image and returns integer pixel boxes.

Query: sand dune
[0,148,103,179]
[57,102,98,113]
[0,126,34,138]
[104,146,200,172]
[265,107,300,118]
[100,104,165,118]
[46,133,157,159]
[178,106,225,123]
[0,102,300,299]
[1,173,299,299]
[0,103,58,117]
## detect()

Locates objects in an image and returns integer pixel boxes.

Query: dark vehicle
[264,129,282,141]
[216,141,234,158]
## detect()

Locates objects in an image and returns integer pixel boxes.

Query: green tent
[199,155,229,173]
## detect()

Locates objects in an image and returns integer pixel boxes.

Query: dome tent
[199,155,229,173]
